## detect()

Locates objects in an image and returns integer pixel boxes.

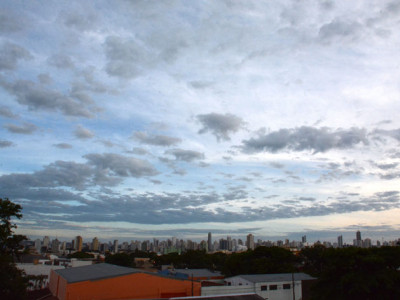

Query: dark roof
[171,293,265,300]
[173,269,223,277]
[228,273,315,283]
[55,263,142,283]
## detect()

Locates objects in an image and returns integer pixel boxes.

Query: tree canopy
[0,198,28,300]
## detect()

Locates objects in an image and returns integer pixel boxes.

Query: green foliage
[0,198,28,299]
[300,246,400,300]
[223,247,298,276]
[67,251,95,259]
[106,253,135,267]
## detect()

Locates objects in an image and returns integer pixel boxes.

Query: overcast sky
[1,0,400,243]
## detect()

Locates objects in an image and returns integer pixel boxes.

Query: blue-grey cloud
[134,131,181,146]
[4,122,37,134]
[197,113,245,141]
[242,126,368,153]
[165,149,205,162]
[0,140,13,148]
[0,42,32,70]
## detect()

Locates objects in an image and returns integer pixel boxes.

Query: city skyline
[1,1,400,242]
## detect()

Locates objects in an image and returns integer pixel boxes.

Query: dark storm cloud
[74,125,94,139]
[165,149,205,162]
[84,153,159,178]
[47,54,75,69]
[0,106,18,118]
[134,131,181,146]
[4,122,37,134]
[0,79,95,118]
[197,113,245,141]
[242,126,368,153]
[0,42,32,70]
[53,143,73,149]
[0,140,13,148]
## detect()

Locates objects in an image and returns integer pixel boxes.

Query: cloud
[318,19,363,43]
[374,128,400,141]
[130,147,149,155]
[104,36,151,79]
[242,126,368,153]
[197,113,245,141]
[74,125,94,139]
[4,122,37,134]
[165,148,205,162]
[134,131,181,146]
[47,54,75,69]
[0,106,18,118]
[0,79,96,118]
[0,140,13,148]
[0,42,32,70]
[0,11,24,33]
[84,153,159,178]
[53,143,73,149]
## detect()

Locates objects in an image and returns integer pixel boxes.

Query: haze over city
[1,1,400,243]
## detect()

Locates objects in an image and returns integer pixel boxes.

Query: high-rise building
[356,230,361,241]
[35,239,41,252]
[75,236,83,251]
[302,235,307,243]
[51,238,60,253]
[246,234,255,250]
[43,236,50,248]
[337,235,343,248]
[92,237,99,251]
[113,240,119,253]
[208,232,213,252]
[363,238,371,248]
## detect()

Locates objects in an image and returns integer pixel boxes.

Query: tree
[0,198,28,299]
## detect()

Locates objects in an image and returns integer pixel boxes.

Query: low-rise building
[49,263,201,300]
[202,273,315,300]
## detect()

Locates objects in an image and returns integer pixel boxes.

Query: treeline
[106,245,400,299]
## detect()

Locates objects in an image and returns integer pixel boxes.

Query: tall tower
[356,231,362,247]
[113,240,119,253]
[246,234,255,250]
[92,237,99,251]
[338,235,343,248]
[75,236,83,251]
[208,232,213,252]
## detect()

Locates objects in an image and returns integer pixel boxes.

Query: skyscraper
[92,237,99,251]
[338,235,343,248]
[246,234,255,250]
[356,230,361,241]
[208,232,213,252]
[75,236,83,251]
[113,239,119,253]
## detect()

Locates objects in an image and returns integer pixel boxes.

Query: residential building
[246,234,255,250]
[92,237,99,251]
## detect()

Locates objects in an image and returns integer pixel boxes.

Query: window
[269,285,278,290]
[260,285,267,291]
[283,284,291,289]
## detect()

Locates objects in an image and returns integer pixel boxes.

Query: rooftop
[173,269,223,277]
[55,263,143,283]
[228,273,315,283]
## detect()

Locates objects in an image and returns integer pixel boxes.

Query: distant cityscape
[23,230,400,256]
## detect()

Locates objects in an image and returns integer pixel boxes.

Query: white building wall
[204,278,303,300]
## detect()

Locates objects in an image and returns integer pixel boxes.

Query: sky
[1,0,400,244]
